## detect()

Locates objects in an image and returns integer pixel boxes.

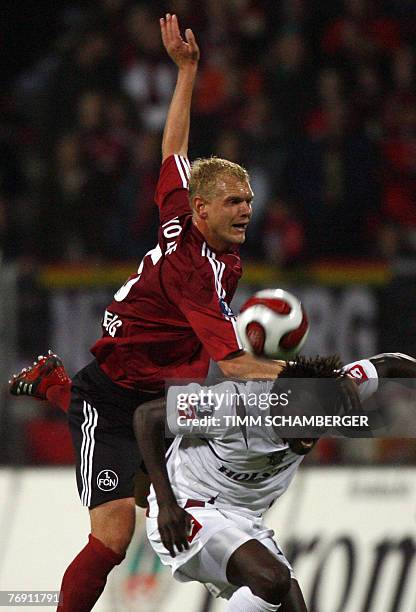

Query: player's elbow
[370,352,416,377]
[217,361,237,378]
[133,398,166,442]
[133,406,147,444]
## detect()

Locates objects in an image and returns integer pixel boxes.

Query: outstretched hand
[160,13,200,68]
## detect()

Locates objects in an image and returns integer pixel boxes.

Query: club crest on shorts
[97,469,119,491]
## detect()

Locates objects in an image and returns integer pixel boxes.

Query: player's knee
[249,561,291,604]
[90,497,136,555]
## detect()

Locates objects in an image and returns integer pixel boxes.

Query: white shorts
[146,504,294,599]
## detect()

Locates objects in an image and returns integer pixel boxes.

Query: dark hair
[278,355,343,379]
[271,355,362,426]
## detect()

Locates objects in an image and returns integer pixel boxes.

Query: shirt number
[113,217,182,301]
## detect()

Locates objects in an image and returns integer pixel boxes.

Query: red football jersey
[91,154,243,391]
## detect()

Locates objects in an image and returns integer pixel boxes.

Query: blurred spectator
[278,0,310,32]
[352,63,383,137]
[0,197,8,263]
[193,46,243,154]
[78,90,132,195]
[194,48,239,119]
[286,98,380,257]
[231,0,269,60]
[44,26,119,141]
[39,133,89,261]
[39,87,141,261]
[0,97,36,260]
[305,67,345,139]
[262,197,305,266]
[105,131,160,259]
[240,93,277,151]
[322,0,401,68]
[120,4,175,131]
[96,0,129,32]
[264,30,314,137]
[379,45,416,258]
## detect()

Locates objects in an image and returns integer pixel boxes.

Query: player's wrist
[157,495,178,508]
[177,63,198,77]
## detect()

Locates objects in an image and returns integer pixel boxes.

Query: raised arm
[133,398,192,557]
[160,14,199,161]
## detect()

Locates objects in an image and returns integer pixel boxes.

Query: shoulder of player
[198,241,242,283]
[161,153,190,174]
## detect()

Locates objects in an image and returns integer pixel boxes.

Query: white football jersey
[147,359,378,519]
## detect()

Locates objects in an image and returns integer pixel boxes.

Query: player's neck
[193,218,233,254]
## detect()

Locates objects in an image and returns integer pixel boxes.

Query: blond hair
[188,156,249,202]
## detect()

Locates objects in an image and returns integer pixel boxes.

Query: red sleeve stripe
[174,154,190,188]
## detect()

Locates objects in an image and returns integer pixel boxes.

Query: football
[237,289,309,359]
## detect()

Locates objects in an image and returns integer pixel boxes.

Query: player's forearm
[133,399,177,506]
[162,65,197,162]
[370,352,416,379]
[218,351,286,380]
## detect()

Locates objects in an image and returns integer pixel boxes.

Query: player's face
[204,175,253,250]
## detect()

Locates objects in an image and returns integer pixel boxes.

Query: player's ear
[194,196,208,219]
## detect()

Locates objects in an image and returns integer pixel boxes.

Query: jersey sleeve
[343,359,379,402]
[177,266,243,362]
[166,381,237,437]
[154,155,191,224]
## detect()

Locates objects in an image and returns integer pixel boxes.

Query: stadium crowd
[2,0,416,265]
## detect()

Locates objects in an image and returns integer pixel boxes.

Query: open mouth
[232,223,249,232]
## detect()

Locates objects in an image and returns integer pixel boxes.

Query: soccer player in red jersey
[10,15,286,612]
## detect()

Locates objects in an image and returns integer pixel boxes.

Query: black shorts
[68,360,163,509]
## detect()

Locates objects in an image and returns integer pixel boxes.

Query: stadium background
[1,1,415,610]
